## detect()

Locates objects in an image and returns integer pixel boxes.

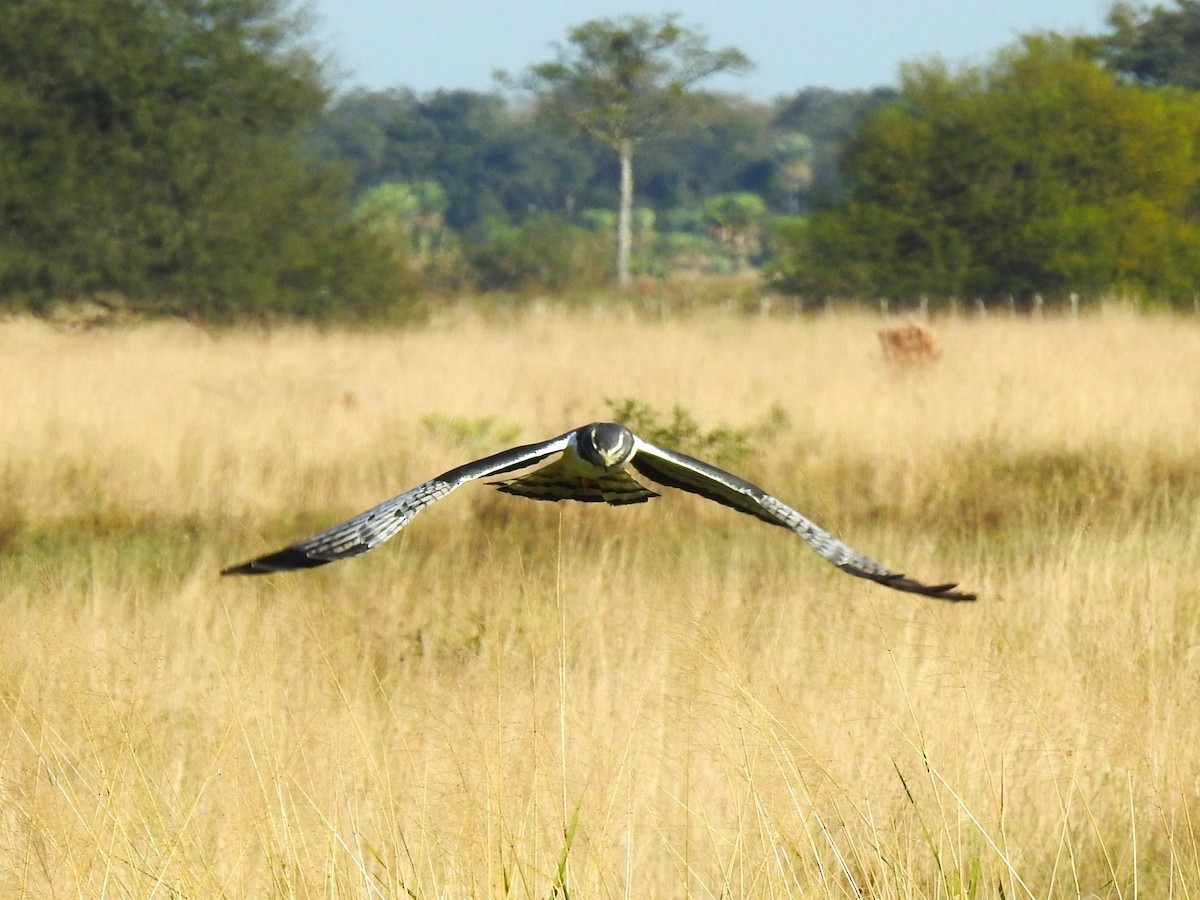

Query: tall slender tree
[513,15,751,287]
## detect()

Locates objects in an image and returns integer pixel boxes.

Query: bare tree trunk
[617,138,633,289]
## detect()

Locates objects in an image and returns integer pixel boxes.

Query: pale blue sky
[310,0,1114,99]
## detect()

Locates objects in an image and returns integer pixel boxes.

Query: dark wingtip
[889,576,977,602]
[221,547,332,576]
[924,584,977,602]
[842,565,977,602]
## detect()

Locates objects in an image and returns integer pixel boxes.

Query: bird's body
[223,422,975,602]
[495,423,658,505]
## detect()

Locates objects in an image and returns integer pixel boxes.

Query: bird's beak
[598,446,626,467]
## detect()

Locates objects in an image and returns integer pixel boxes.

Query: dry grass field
[1,304,1198,897]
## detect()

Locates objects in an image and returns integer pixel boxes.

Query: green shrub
[466,214,614,292]
[606,398,789,466]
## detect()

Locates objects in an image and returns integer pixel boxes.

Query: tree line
[1,0,1198,319]
[770,23,1200,307]
[303,72,888,294]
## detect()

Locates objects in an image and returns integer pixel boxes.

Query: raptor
[223,422,975,601]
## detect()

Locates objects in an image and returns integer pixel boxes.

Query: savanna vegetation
[5,1,1200,316]
[1,305,1199,895]
[4,1,1200,896]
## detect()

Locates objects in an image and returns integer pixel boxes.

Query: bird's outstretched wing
[222,432,574,575]
[628,438,975,601]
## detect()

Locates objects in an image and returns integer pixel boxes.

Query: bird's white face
[578,422,636,470]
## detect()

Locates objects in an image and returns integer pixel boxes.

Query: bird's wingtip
[934,585,977,602]
[842,565,977,602]
[220,547,332,576]
[904,578,977,602]
[220,561,278,576]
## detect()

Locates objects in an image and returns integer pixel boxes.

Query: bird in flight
[223,422,974,601]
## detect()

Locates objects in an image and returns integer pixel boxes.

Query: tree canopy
[514,15,752,286]
[518,16,751,154]
[769,36,1200,305]
[8,2,1200,316]
[1098,0,1200,87]
[0,0,407,317]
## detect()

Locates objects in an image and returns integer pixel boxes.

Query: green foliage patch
[769,36,1200,307]
[467,214,615,292]
[606,397,789,466]
[6,3,1200,317]
[0,0,417,319]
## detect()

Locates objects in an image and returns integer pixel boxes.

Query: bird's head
[577,422,636,470]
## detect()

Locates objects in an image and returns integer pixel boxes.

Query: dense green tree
[1097,0,1200,87]
[0,0,406,316]
[351,180,472,291]
[467,213,613,291]
[314,89,607,230]
[513,15,751,287]
[306,89,435,185]
[701,193,768,269]
[771,87,897,207]
[768,37,1200,304]
[635,94,776,209]
[353,180,450,257]
[771,133,814,214]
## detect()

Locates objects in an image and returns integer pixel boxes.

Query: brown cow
[878,319,941,366]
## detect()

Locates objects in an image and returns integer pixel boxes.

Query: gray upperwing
[628,439,783,526]
[630,439,975,602]
[222,431,574,575]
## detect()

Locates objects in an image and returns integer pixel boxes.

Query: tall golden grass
[1,305,1198,897]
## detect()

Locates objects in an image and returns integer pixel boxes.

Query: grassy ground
[1,305,1198,897]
